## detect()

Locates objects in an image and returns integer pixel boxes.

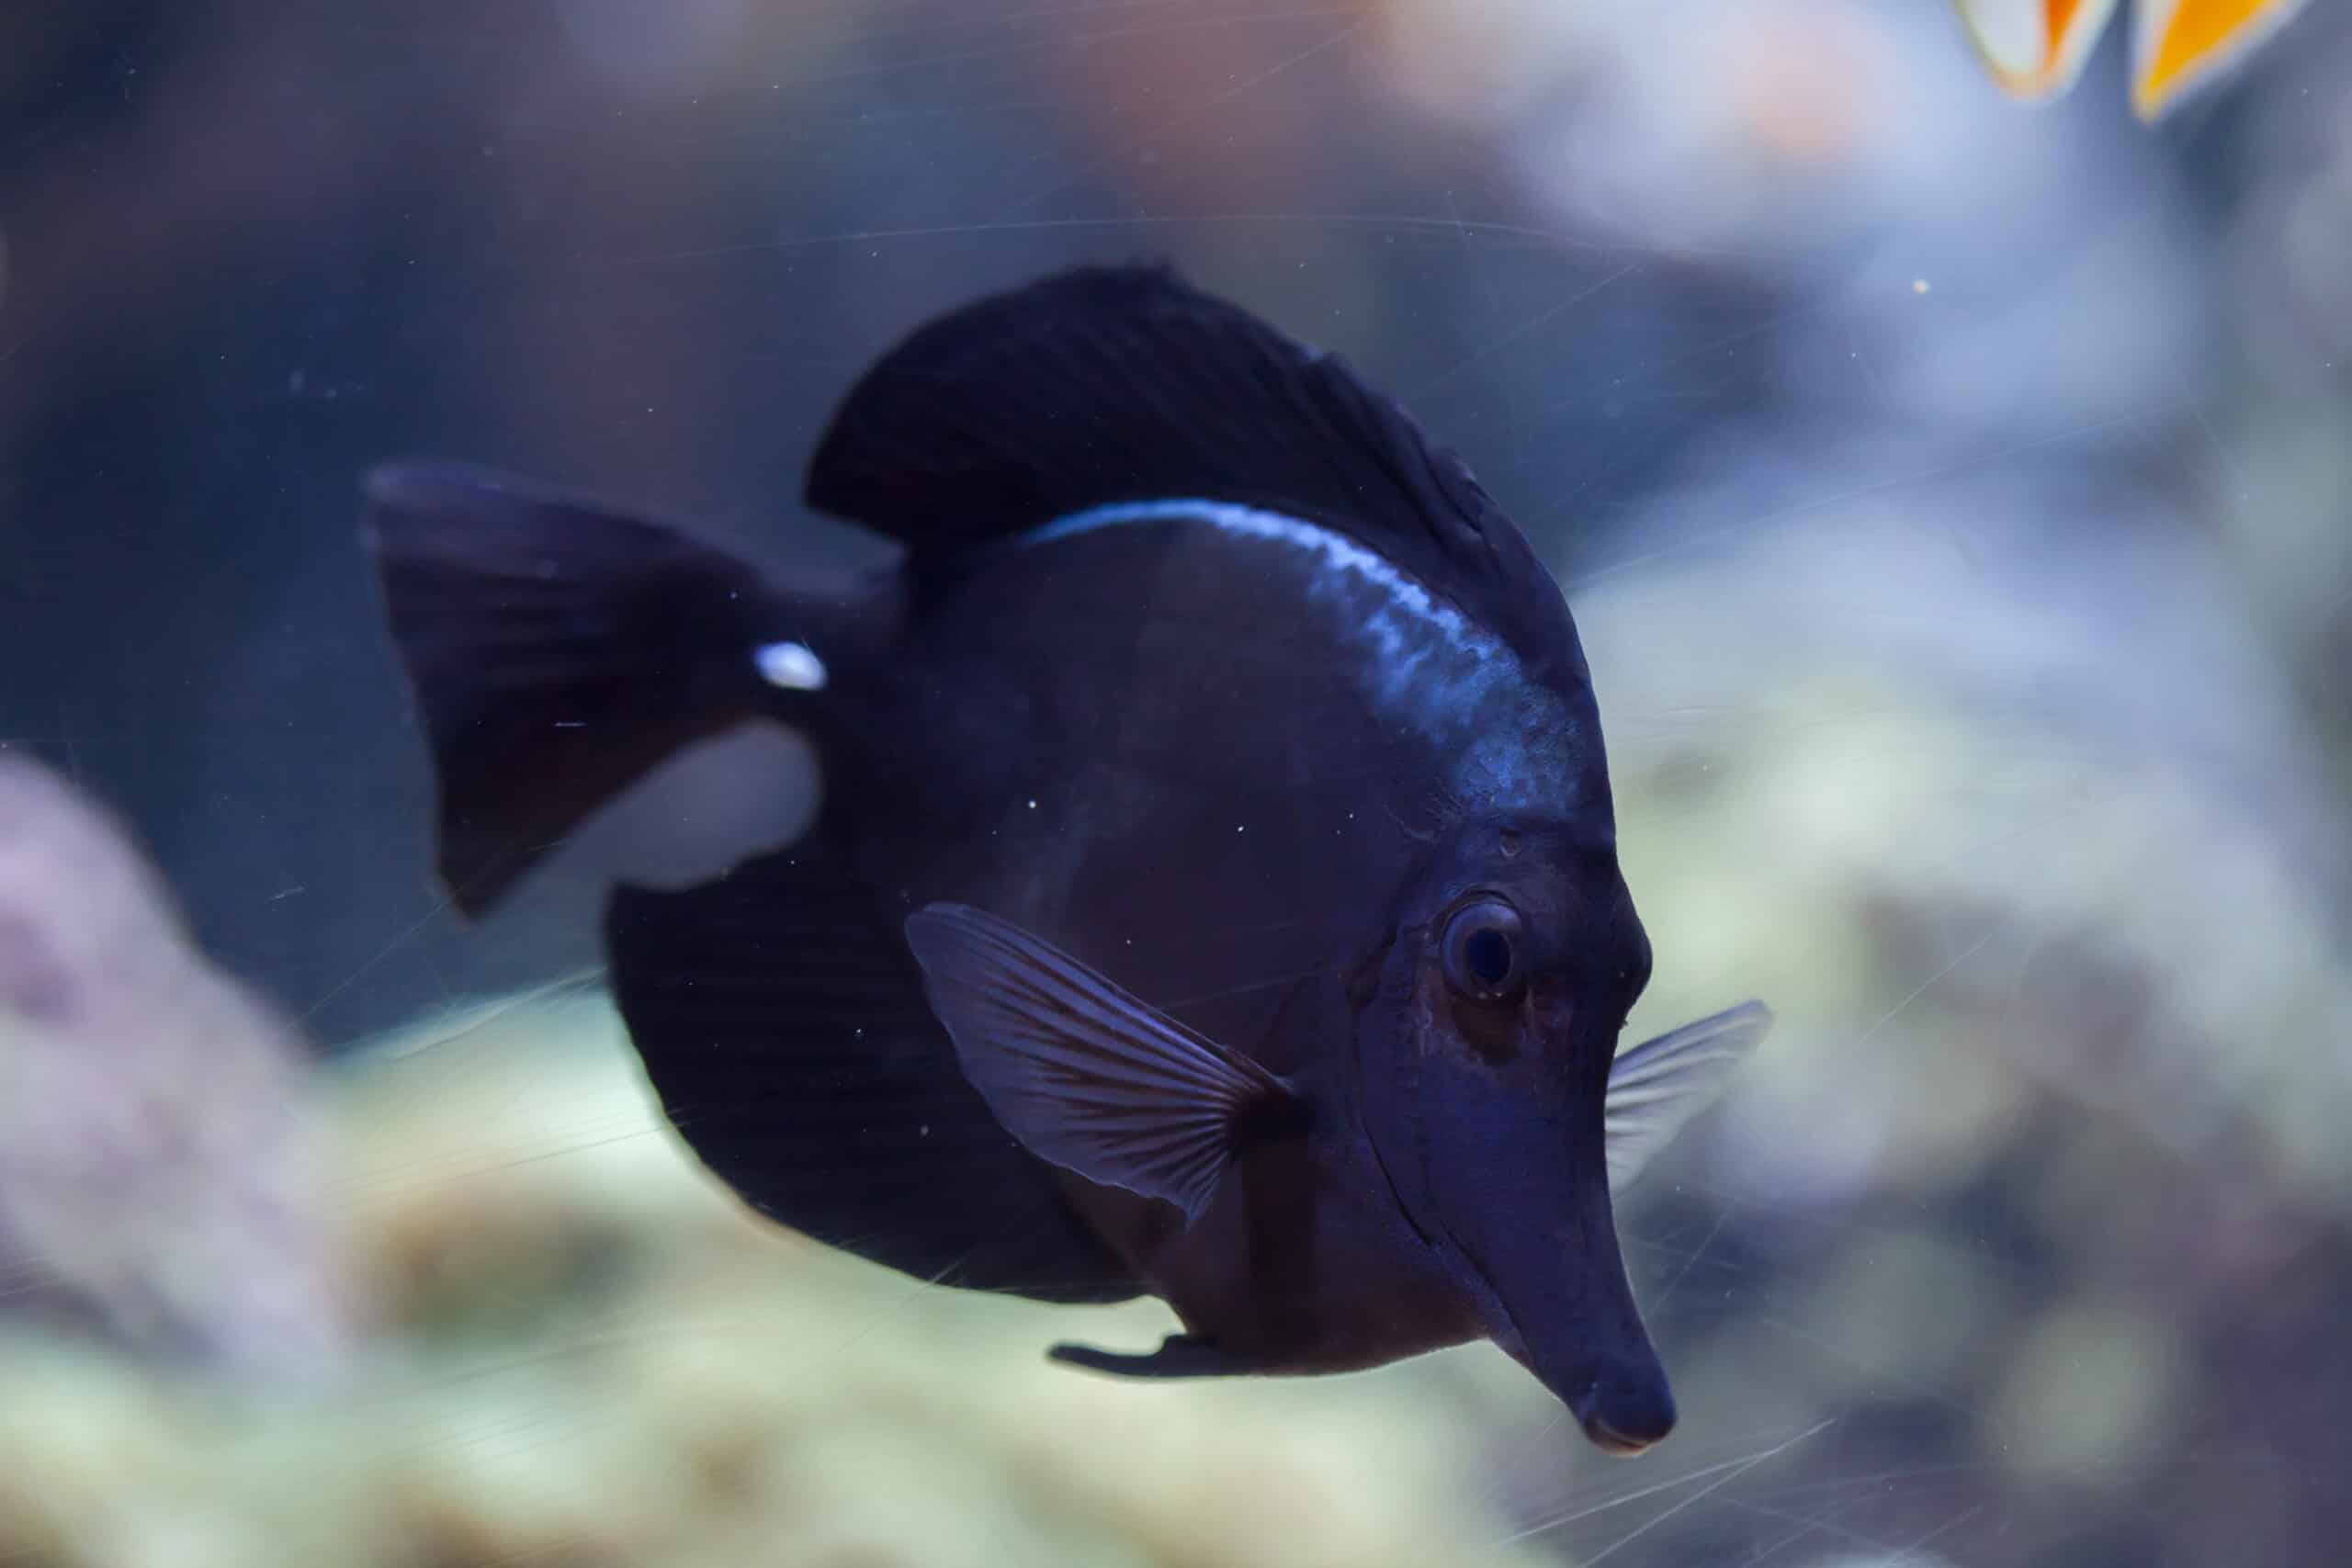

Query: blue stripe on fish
[1027,498,1485,656]
[1024,498,1555,808]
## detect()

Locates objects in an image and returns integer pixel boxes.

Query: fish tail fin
[362,461,846,916]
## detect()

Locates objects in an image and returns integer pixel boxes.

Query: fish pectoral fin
[903,903,1310,1228]
[1048,1335,1264,1379]
[1605,999,1774,1194]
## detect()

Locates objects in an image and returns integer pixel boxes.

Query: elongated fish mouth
[1356,1057,1675,1456]
[1562,1351,1678,1457]
[1584,1425,1652,1458]
[1437,1234,1668,1455]
[1578,1396,1674,1457]
[1449,1211,1677,1458]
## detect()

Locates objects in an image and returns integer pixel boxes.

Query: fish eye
[1441,898,1525,1005]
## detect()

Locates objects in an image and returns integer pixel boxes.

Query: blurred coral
[0,979,1553,1568]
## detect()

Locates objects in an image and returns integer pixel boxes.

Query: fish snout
[1571,1360,1677,1457]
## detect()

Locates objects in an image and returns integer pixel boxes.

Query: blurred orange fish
[1951,0,2312,118]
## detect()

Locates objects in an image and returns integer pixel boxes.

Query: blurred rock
[0,754,352,1377]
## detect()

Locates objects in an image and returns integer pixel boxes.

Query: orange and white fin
[1951,0,2122,99]
[2129,0,2312,119]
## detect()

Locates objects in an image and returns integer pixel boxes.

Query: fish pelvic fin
[1604,999,1774,1194]
[903,902,1311,1228]
[1048,1334,1271,1379]
[362,461,844,915]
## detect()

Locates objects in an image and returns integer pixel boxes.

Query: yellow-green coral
[0,983,1552,1567]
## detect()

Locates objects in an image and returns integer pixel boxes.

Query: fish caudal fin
[903,902,1310,1227]
[363,461,819,915]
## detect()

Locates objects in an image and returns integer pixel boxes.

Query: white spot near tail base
[755,640,827,692]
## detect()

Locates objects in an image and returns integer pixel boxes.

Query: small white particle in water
[552,720,583,728]
[1237,824,1245,833]
[1912,277,1931,295]
[920,1123,930,1136]
[854,1028,863,1038]
[1027,798,1037,810]
[755,640,827,691]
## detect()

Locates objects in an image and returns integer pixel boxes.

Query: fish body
[1951,0,2312,119]
[364,265,1770,1454]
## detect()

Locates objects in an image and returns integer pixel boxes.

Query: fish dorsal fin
[805,264,1568,677]
[904,902,1308,1227]
[1605,1000,1773,1194]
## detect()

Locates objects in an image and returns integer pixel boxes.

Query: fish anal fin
[605,838,1141,1305]
[903,902,1309,1228]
